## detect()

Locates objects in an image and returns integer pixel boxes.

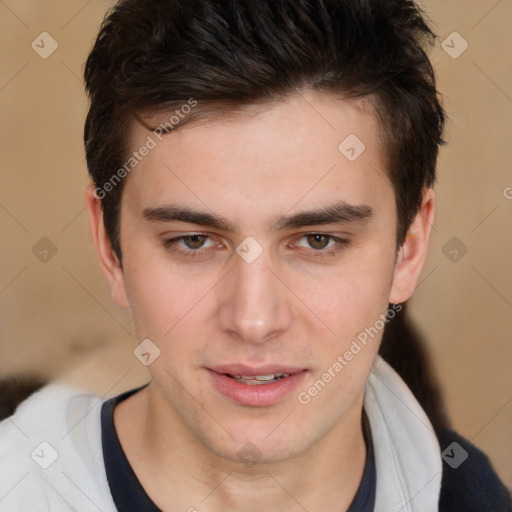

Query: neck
[114,385,367,512]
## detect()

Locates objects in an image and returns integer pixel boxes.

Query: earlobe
[85,184,130,309]
[389,189,435,304]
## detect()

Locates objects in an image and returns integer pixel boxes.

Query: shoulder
[438,428,512,512]
[0,384,117,512]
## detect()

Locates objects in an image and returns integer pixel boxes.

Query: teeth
[253,374,279,381]
[231,373,290,385]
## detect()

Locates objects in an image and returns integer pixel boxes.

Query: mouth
[207,365,308,406]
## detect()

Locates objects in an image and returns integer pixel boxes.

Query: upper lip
[208,365,306,376]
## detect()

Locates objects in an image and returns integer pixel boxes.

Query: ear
[85,184,130,309]
[389,188,435,303]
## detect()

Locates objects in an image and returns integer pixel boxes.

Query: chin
[197,424,319,468]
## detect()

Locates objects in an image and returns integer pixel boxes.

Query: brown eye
[182,234,208,249]
[306,234,331,250]
[163,233,218,257]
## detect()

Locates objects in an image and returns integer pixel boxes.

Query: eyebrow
[142,201,373,232]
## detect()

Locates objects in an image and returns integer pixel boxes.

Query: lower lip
[207,370,308,407]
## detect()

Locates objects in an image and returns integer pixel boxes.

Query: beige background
[1,0,511,488]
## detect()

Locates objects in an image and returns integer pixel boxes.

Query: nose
[217,247,293,345]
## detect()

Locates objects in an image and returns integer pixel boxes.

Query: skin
[86,90,435,512]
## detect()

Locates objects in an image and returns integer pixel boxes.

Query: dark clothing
[438,428,512,511]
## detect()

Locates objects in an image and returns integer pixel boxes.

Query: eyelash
[163,233,350,259]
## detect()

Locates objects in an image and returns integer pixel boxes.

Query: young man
[0,0,510,510]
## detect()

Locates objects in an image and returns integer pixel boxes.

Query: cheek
[293,253,395,342]
[122,247,225,343]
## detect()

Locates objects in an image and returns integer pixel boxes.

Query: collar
[364,356,442,511]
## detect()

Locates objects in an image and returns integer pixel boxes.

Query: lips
[207,365,308,406]
[210,365,304,385]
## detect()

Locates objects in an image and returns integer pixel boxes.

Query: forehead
[122,91,394,224]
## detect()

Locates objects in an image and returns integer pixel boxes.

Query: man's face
[106,92,412,463]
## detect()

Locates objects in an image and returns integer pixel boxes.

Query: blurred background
[1,0,511,487]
